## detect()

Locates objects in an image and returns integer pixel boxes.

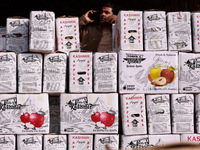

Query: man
[79,2,118,52]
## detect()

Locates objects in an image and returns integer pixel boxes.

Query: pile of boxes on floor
[0,9,200,150]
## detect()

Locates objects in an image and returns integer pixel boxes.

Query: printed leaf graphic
[169,66,177,71]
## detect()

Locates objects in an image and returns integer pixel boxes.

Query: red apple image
[160,68,175,83]
[29,111,45,128]
[20,112,30,123]
[100,112,115,127]
[91,112,101,123]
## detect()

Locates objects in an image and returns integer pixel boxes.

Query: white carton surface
[43,53,67,93]
[60,93,118,134]
[94,52,117,93]
[18,53,42,93]
[44,135,67,150]
[144,11,167,50]
[0,135,15,150]
[195,94,200,133]
[171,94,194,134]
[121,94,147,135]
[119,51,178,93]
[0,94,49,134]
[29,11,55,53]
[56,17,80,53]
[146,94,171,134]
[6,18,29,53]
[115,11,143,51]
[167,12,192,51]
[192,12,200,52]
[181,134,200,144]
[69,52,92,93]
[0,27,6,50]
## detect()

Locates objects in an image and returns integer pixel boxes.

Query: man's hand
[105,14,117,24]
[84,10,97,23]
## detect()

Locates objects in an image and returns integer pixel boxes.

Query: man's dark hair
[101,2,119,15]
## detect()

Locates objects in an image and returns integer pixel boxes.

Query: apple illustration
[100,111,115,127]
[152,77,167,86]
[20,112,30,123]
[91,112,101,123]
[150,68,161,80]
[29,111,45,128]
[160,68,175,83]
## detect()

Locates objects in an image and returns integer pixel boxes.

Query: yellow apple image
[150,68,161,80]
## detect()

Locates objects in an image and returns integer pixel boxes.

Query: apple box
[68,135,93,150]
[56,17,80,53]
[119,51,178,94]
[146,94,171,134]
[167,12,192,51]
[17,135,42,150]
[69,52,92,93]
[0,135,15,150]
[0,26,6,50]
[195,94,200,133]
[192,12,200,52]
[179,52,200,93]
[181,134,200,144]
[6,17,29,53]
[121,94,147,135]
[0,52,16,93]
[44,135,67,150]
[171,94,194,134]
[43,53,67,93]
[94,52,117,93]
[144,11,167,51]
[18,53,42,93]
[29,11,55,53]
[115,11,143,51]
[60,93,118,134]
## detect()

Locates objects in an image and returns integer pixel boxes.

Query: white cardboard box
[43,53,67,93]
[167,12,192,51]
[44,135,67,150]
[171,94,194,134]
[115,11,143,51]
[179,52,200,93]
[144,11,167,51]
[0,135,15,150]
[56,17,80,53]
[192,12,200,52]
[60,93,118,134]
[121,94,147,135]
[195,94,200,133]
[94,52,117,93]
[119,51,178,93]
[6,17,29,53]
[0,26,6,50]
[18,53,42,93]
[68,135,93,150]
[181,134,200,144]
[146,94,171,134]
[69,52,92,93]
[29,11,55,53]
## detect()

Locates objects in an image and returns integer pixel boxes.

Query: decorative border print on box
[179,52,200,93]
[29,11,55,53]
[0,135,15,150]
[192,12,200,52]
[167,12,192,51]
[0,94,49,134]
[68,135,93,150]
[17,135,42,150]
[18,53,42,93]
[144,11,167,51]
[0,26,6,50]
[43,53,67,93]
[69,52,92,93]
[6,17,29,53]
[121,94,147,135]
[44,135,67,150]
[119,51,178,94]
[60,93,118,134]
[115,11,143,51]
[0,52,16,93]
[181,134,200,144]
[195,94,200,133]
[94,52,117,93]
[56,17,80,53]
[171,94,194,134]
[146,94,171,134]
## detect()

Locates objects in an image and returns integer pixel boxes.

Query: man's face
[99,6,113,24]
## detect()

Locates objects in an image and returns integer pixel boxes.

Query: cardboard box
[0,94,49,134]
[29,11,55,53]
[94,52,117,93]
[0,52,16,93]
[118,51,178,93]
[56,17,80,53]
[195,94,200,133]
[6,17,29,53]
[17,135,42,150]
[146,94,171,134]
[0,135,15,150]
[60,93,118,134]
[18,53,42,93]
[167,12,192,51]
[121,94,147,135]
[68,135,93,150]
[181,134,200,144]
[44,135,67,150]
[115,11,143,51]
[69,52,92,93]
[179,52,200,93]
[192,12,200,52]
[43,53,67,93]
[143,11,167,51]
[171,94,194,134]
[0,26,6,50]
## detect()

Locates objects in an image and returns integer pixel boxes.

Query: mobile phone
[89,11,99,20]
